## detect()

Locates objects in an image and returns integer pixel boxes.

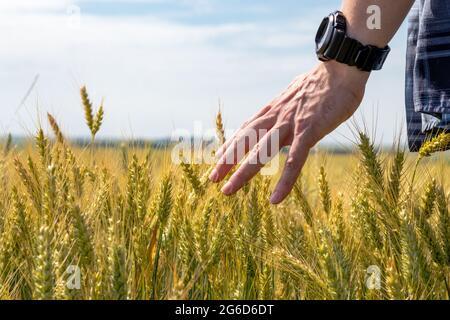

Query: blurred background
[1,0,409,148]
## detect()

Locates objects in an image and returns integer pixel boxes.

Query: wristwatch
[315,11,391,72]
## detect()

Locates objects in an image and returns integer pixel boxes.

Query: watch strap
[335,35,390,72]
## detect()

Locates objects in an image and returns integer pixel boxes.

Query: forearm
[341,0,414,47]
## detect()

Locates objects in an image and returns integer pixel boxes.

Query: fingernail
[270,191,281,204]
[209,169,219,182]
[221,182,233,195]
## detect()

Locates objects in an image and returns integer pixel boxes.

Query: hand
[209,61,370,204]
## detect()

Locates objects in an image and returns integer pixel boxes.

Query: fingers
[221,124,290,195]
[210,75,304,188]
[209,127,259,182]
[215,105,272,160]
[215,78,301,160]
[270,133,312,204]
[210,116,277,183]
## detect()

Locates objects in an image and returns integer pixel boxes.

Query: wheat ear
[47,113,65,144]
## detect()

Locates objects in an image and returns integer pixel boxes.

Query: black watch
[315,11,391,72]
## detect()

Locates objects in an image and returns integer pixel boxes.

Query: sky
[0,0,410,146]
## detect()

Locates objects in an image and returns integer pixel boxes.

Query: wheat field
[0,87,450,300]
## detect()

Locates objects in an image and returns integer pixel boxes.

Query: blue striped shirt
[406,0,450,151]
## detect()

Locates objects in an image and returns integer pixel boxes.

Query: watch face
[315,15,334,58]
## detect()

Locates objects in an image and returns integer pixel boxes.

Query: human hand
[209,60,370,204]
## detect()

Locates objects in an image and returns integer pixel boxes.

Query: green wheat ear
[151,173,173,299]
[110,245,128,300]
[180,161,202,195]
[436,186,450,265]
[420,179,437,219]
[33,225,55,300]
[318,166,332,216]
[357,132,384,189]
[36,128,50,167]
[2,133,12,157]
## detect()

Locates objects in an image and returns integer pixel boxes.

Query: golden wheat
[0,87,449,300]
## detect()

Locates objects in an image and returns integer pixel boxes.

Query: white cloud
[0,2,409,146]
[0,0,73,13]
[0,10,311,138]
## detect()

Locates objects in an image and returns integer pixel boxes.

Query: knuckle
[234,168,250,183]
[274,115,294,131]
[274,118,291,130]
[240,120,250,129]
[295,126,318,149]
[285,157,297,170]
[253,117,270,129]
[262,112,279,126]
[251,143,262,155]
[278,178,292,192]
[235,130,247,142]
[232,171,244,183]
[260,104,272,114]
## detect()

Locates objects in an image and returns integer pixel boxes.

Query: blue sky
[1,0,409,146]
[79,0,335,22]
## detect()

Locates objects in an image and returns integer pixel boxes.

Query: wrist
[323,60,370,84]
[343,13,388,48]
